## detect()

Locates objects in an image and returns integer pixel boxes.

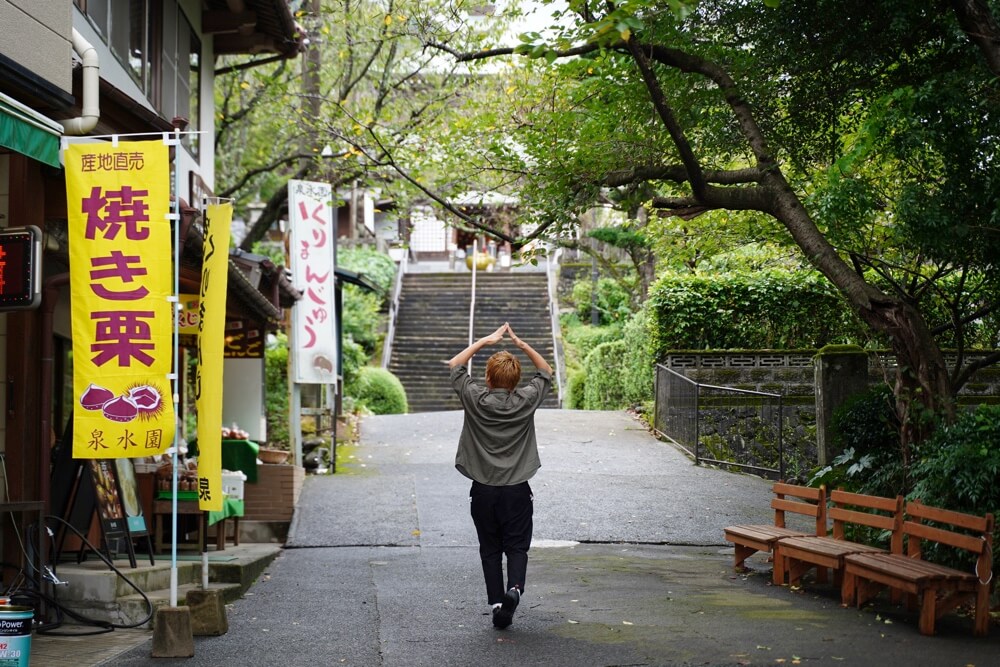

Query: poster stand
[52,415,154,567]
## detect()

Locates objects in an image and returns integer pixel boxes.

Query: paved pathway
[110,409,1000,666]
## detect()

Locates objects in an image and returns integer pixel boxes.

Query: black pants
[469,480,533,605]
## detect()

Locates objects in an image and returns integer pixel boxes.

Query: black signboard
[0,225,41,310]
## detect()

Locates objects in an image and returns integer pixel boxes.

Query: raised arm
[507,325,553,375]
[448,323,508,368]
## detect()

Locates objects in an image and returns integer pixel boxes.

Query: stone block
[187,588,229,636]
[151,606,194,658]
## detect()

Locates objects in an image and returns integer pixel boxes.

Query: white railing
[546,250,566,407]
[381,251,409,369]
[467,239,478,374]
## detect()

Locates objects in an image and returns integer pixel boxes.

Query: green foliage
[340,337,368,392]
[909,405,1000,573]
[911,405,1000,517]
[338,246,397,296]
[588,226,651,252]
[647,270,865,354]
[342,287,382,354]
[562,317,623,358]
[569,277,634,325]
[264,333,289,448]
[349,367,408,415]
[619,308,655,407]
[564,368,587,410]
[810,385,905,497]
[582,340,629,410]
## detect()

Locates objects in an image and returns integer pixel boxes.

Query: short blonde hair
[486,351,520,391]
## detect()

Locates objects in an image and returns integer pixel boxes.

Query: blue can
[0,606,32,667]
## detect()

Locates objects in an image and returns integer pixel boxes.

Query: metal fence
[654,364,787,479]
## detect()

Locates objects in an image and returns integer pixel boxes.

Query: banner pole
[169,129,181,607]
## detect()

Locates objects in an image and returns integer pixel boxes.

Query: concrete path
[109,409,1000,666]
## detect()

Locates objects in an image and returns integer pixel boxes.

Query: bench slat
[904,520,987,554]
[907,502,990,532]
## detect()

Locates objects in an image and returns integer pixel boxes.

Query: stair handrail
[381,250,409,369]
[546,249,566,407]
[468,238,478,374]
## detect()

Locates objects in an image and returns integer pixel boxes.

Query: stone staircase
[388,272,560,413]
[49,543,281,629]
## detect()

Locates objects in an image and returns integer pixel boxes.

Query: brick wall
[243,464,304,522]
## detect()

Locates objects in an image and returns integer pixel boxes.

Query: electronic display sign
[0,225,42,310]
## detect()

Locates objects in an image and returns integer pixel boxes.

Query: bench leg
[771,550,785,585]
[974,585,989,637]
[840,569,855,606]
[734,544,755,571]
[918,590,937,636]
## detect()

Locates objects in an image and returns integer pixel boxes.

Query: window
[78,0,153,93]
[160,5,201,156]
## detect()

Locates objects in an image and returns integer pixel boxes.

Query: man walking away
[448,322,553,629]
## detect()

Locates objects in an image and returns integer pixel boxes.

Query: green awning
[0,93,63,169]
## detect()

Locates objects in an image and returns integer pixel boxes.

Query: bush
[264,333,289,448]
[582,340,628,409]
[909,404,1000,573]
[338,245,397,294]
[562,319,622,359]
[619,308,655,407]
[647,269,865,353]
[564,368,587,409]
[809,384,905,496]
[341,337,368,390]
[349,367,408,415]
[569,277,633,325]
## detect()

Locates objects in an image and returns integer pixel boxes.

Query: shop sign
[65,140,175,459]
[288,179,337,383]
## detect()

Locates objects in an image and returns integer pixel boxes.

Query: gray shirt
[450,364,552,486]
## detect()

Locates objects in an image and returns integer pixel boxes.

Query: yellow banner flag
[66,140,175,459]
[195,202,232,511]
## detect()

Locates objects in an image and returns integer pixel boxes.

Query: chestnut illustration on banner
[80,384,114,410]
[79,381,167,424]
[101,395,139,423]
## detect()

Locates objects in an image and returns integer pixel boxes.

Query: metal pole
[590,254,599,326]
[468,238,478,374]
[169,130,181,608]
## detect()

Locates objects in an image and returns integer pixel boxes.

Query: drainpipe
[60,28,100,135]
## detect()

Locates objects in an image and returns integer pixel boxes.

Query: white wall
[222,358,267,443]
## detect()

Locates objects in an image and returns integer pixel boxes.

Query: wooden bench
[724,483,827,585]
[773,490,903,599]
[843,502,995,636]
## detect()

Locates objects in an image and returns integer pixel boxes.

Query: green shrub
[341,337,368,390]
[264,333,290,448]
[809,384,905,496]
[350,367,408,415]
[582,340,628,409]
[338,245,397,295]
[565,368,587,409]
[647,269,865,353]
[343,286,382,353]
[562,320,622,359]
[909,405,1000,573]
[620,308,655,407]
[569,277,633,325]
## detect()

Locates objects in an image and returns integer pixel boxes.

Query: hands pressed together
[448,322,552,374]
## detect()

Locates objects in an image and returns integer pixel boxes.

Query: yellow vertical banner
[195,202,232,512]
[66,140,175,459]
